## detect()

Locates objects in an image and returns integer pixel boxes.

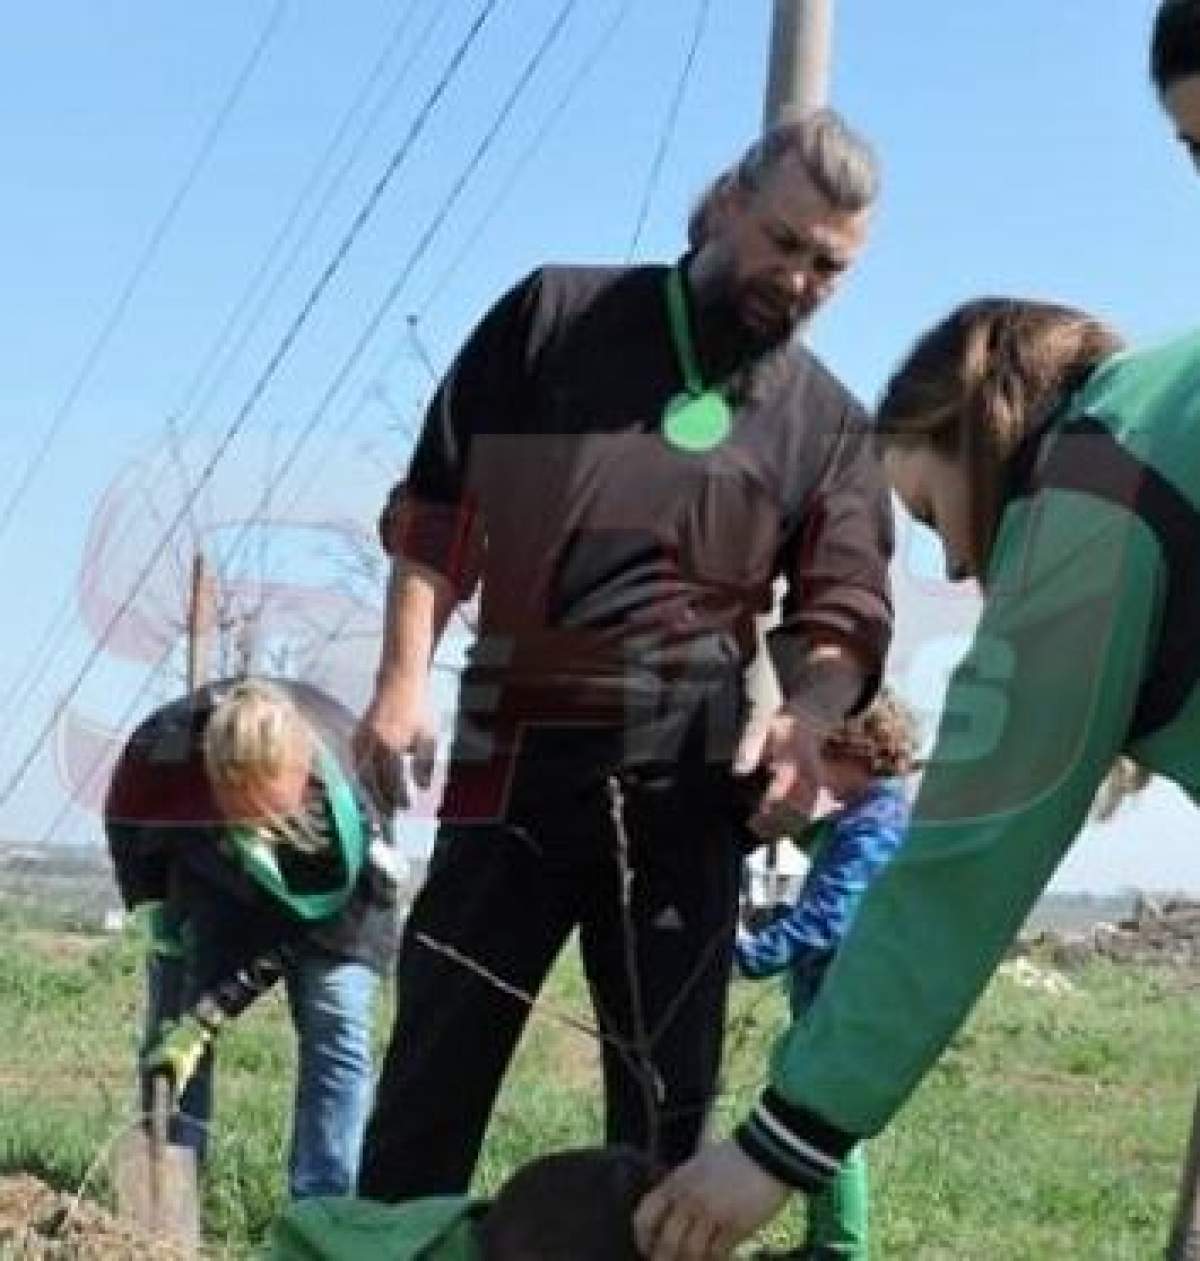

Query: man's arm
[355,559,456,809]
[143,947,290,1092]
[357,270,544,805]
[740,406,894,830]
[771,407,895,723]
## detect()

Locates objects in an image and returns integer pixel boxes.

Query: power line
[416,0,633,317]
[168,0,442,441]
[0,1,440,741]
[338,0,634,581]
[261,309,440,567]
[0,450,188,763]
[41,640,179,848]
[0,0,289,555]
[165,412,202,555]
[309,0,711,699]
[1,0,484,776]
[173,0,445,555]
[625,0,713,260]
[217,0,583,585]
[289,0,630,515]
[0,0,504,810]
[285,294,442,513]
[300,0,628,665]
[279,0,710,694]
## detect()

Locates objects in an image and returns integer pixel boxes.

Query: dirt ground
[0,1175,192,1260]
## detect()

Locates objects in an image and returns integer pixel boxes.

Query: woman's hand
[633,1141,790,1260]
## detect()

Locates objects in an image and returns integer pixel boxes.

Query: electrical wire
[277,0,636,534]
[0,1,440,747]
[0,450,189,764]
[0,0,503,810]
[625,0,713,260]
[41,639,179,847]
[217,0,582,585]
[415,0,632,317]
[167,0,443,448]
[311,0,711,694]
[0,0,289,554]
[297,0,638,666]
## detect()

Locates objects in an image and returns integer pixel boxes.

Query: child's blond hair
[204,680,325,853]
[823,687,921,778]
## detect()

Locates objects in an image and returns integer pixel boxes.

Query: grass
[0,914,1197,1258]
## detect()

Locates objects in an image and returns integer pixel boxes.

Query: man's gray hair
[687,108,879,248]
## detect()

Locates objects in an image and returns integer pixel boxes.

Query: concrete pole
[749,1,834,899]
[747,1,834,729]
[763,0,833,129]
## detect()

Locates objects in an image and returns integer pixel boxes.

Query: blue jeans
[142,948,377,1199]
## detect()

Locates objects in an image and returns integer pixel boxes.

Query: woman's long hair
[877,299,1150,817]
[876,298,1124,576]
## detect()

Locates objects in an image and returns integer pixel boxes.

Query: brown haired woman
[637,302,1200,1258]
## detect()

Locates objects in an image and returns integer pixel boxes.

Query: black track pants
[358,768,743,1200]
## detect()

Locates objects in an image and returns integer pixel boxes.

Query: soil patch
[0,1174,190,1260]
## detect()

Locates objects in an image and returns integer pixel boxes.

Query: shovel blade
[114,1124,200,1253]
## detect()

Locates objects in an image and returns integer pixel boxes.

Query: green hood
[227,744,367,922]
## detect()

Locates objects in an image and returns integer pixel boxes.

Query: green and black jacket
[737,329,1200,1190]
[105,678,397,989]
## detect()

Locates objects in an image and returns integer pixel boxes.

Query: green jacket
[264,1195,483,1260]
[736,328,1200,1190]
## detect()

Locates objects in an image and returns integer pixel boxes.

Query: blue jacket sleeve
[736,786,909,979]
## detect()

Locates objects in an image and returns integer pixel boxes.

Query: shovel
[114,1072,200,1253]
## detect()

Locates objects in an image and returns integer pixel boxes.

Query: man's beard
[724,284,816,407]
[734,278,813,354]
[689,264,809,405]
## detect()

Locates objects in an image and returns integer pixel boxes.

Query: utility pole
[748,0,834,903]
[763,0,833,128]
[186,552,216,694]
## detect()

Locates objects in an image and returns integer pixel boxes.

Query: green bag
[262,1195,484,1261]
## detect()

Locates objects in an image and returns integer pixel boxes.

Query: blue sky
[2,0,1197,890]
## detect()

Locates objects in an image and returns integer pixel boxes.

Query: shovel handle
[150,1071,174,1147]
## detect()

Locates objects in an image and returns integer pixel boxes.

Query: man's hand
[353,685,438,812]
[633,1140,790,1261]
[734,702,824,838]
[142,1015,213,1094]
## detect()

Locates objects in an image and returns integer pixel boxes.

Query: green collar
[226,744,365,921]
[662,265,732,454]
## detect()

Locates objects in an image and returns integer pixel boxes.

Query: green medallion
[662,389,732,453]
[662,265,733,454]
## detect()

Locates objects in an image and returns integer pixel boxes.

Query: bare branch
[415,931,617,1050]
[607,776,664,1160]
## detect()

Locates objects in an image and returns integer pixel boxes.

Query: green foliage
[0,925,1197,1257]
